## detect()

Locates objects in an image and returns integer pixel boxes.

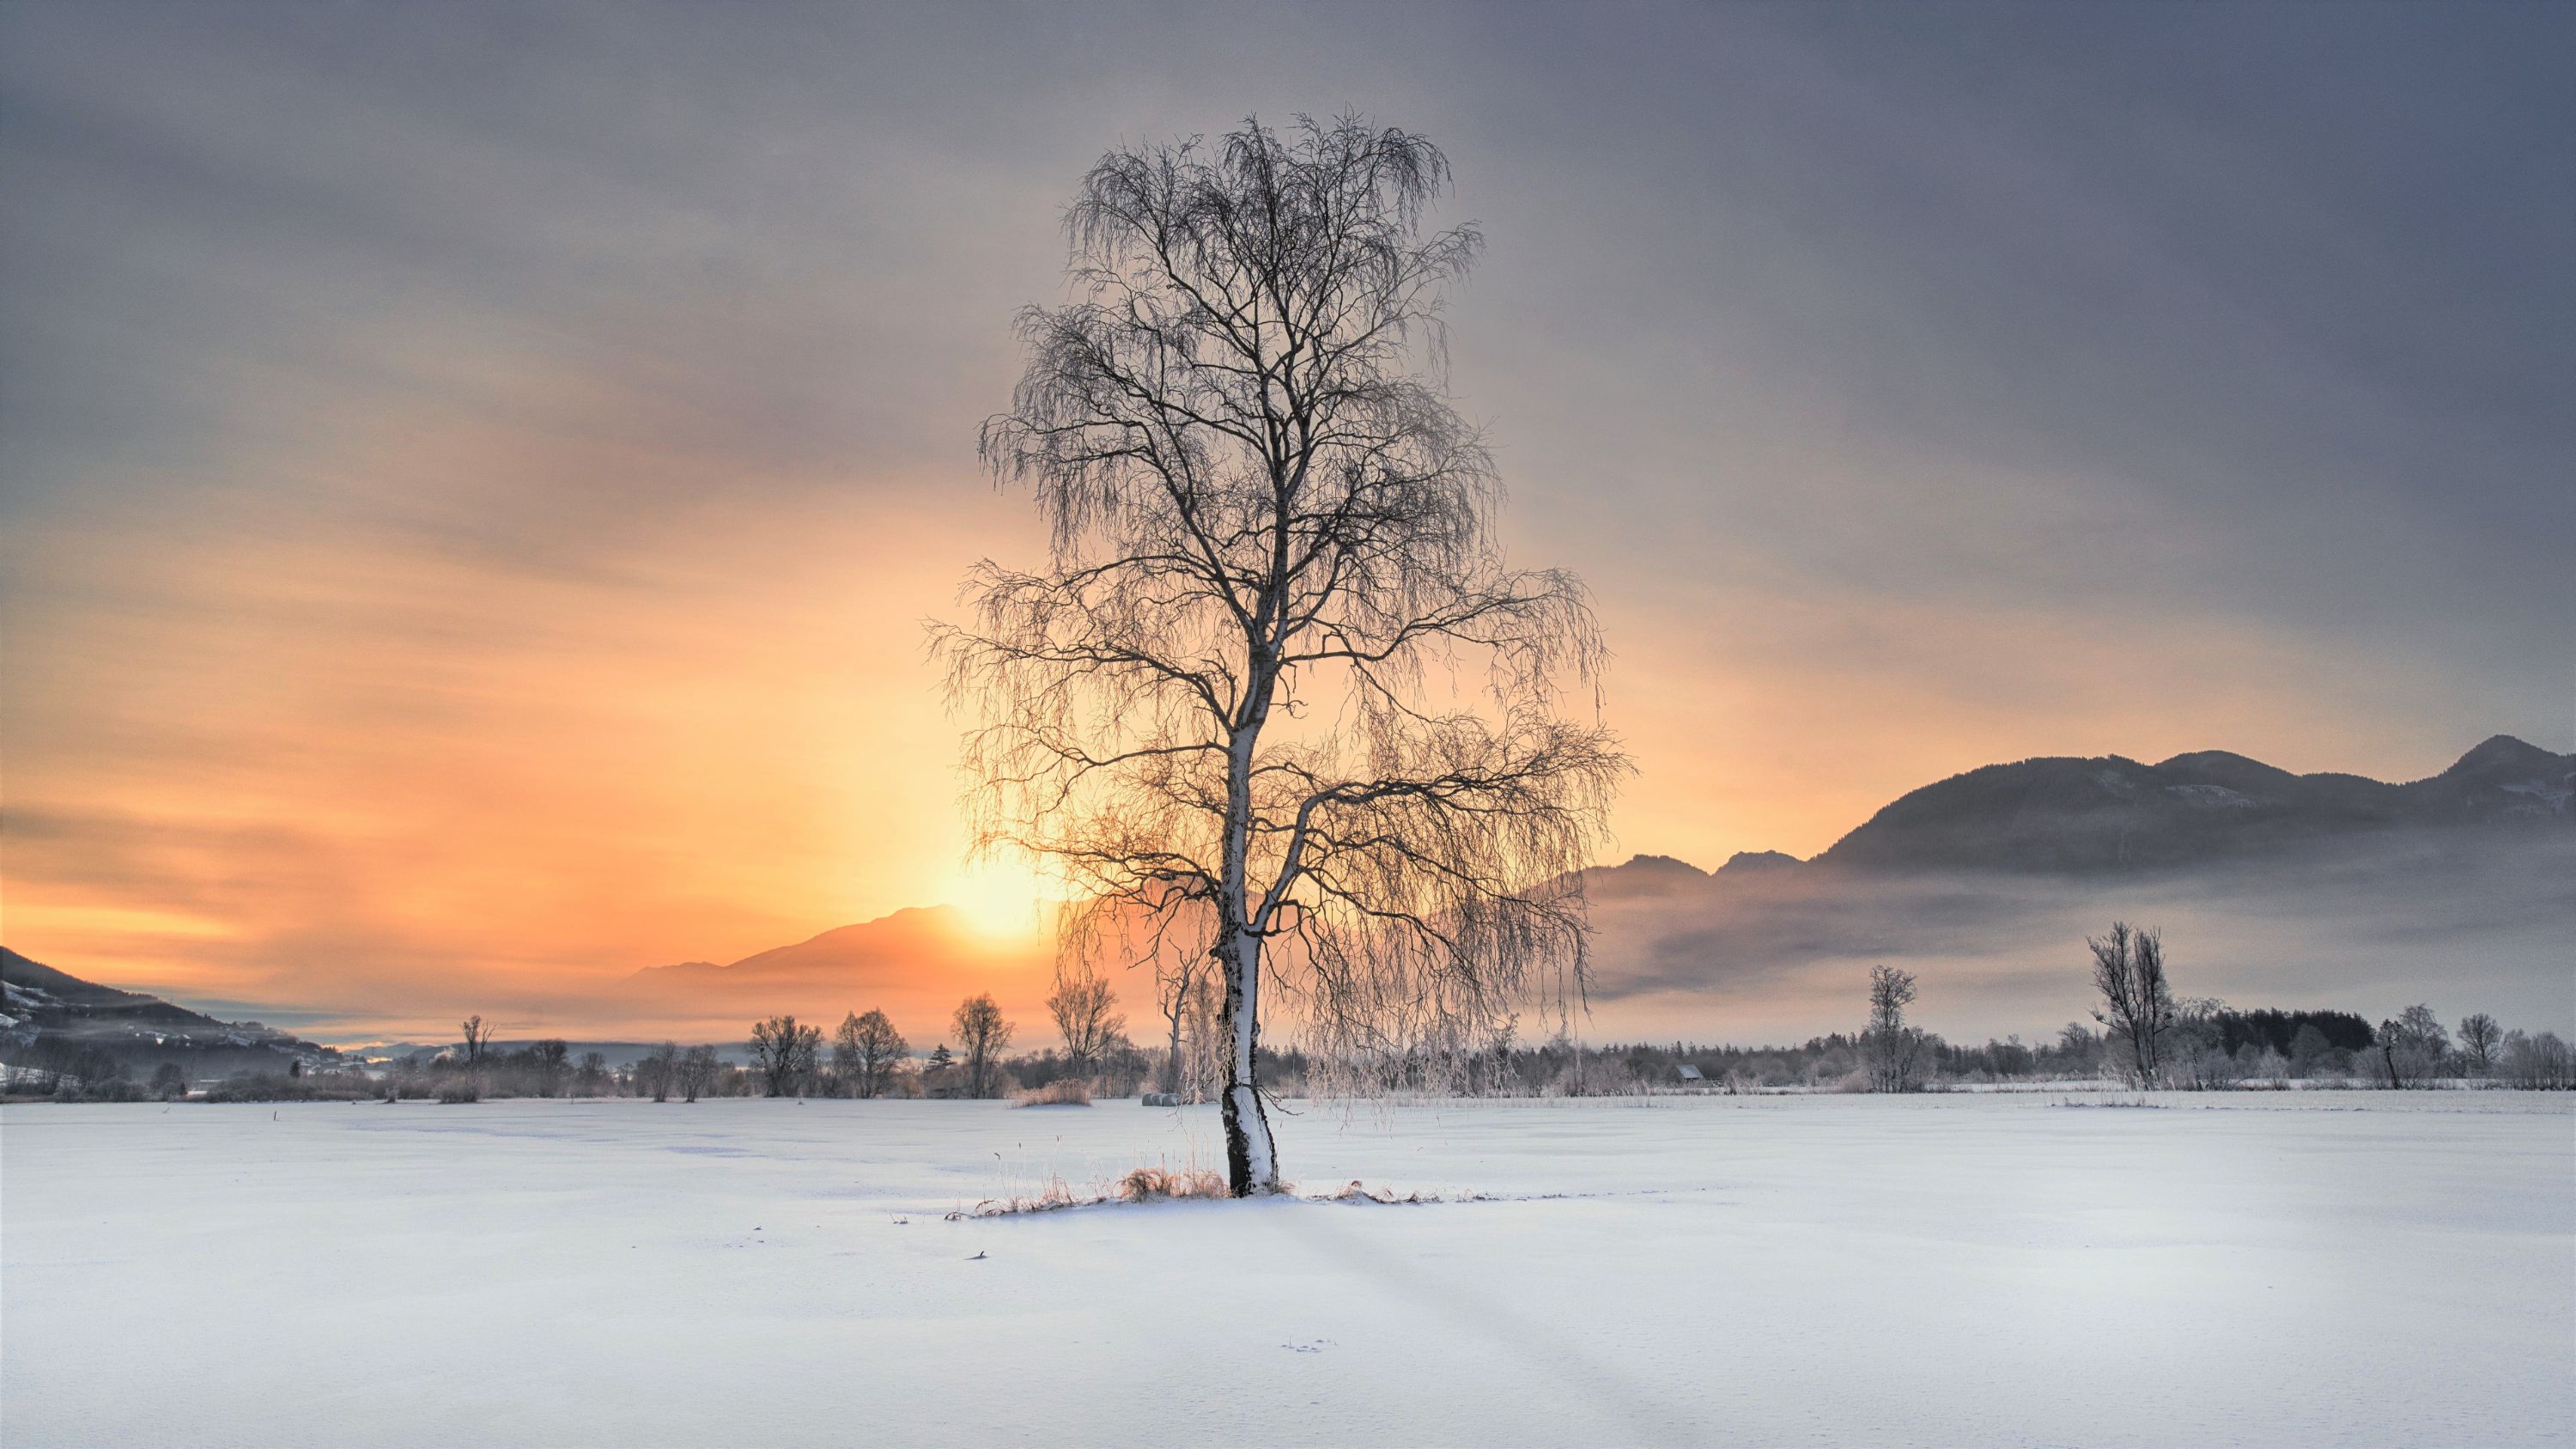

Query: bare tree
[530,1038,570,1097]
[2087,922,2176,1087]
[677,1044,720,1103]
[459,1014,489,1067]
[939,114,1625,1195]
[952,994,1013,1099]
[749,1016,821,1098]
[1048,958,1127,1077]
[638,1041,678,1102]
[2458,1012,2501,1077]
[833,1009,909,1099]
[1182,968,1224,1101]
[2500,1029,2573,1090]
[2375,1004,2448,1088]
[1153,953,1206,1097]
[1862,965,1923,1093]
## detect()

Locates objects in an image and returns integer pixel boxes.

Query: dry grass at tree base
[944,1161,1233,1217]
[1117,1165,1230,1201]
[945,1165,1520,1216]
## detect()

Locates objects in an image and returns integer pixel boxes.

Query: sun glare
[939,861,1052,942]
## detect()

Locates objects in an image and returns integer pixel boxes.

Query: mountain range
[1806,733,2571,875]
[607,734,2569,1038]
[6,735,2567,1052]
[1573,735,2572,1038]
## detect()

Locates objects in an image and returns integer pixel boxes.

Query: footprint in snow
[1282,1340,1330,1354]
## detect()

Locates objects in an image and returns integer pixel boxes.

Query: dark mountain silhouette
[1808,734,2571,876]
[1588,853,1710,898]
[1581,735,2572,888]
[2,947,332,1078]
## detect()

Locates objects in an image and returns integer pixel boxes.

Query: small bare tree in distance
[835,1009,909,1098]
[953,994,1013,1099]
[1155,954,1203,1096]
[2088,922,2175,1087]
[749,1015,821,1098]
[1048,958,1126,1077]
[639,1041,678,1103]
[939,114,1625,1195]
[677,1044,720,1102]
[459,1014,489,1067]
[2376,1004,2447,1088]
[2458,1012,2501,1077]
[1863,965,1923,1093]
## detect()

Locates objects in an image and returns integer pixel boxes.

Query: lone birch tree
[939,115,1625,1195]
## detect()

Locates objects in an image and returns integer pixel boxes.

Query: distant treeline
[8,965,2568,1104]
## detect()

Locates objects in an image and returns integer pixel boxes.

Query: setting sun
[937,860,1054,943]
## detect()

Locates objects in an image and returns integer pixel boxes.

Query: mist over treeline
[1581,829,2576,1041]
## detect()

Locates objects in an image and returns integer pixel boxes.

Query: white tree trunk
[1219,928,1279,1194]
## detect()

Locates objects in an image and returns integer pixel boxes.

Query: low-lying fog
[1578,831,2576,1044]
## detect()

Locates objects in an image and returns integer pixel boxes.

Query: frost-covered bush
[2500,1031,2573,1090]
[2372,1006,2451,1088]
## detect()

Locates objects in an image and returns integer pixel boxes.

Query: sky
[4,1,2570,1041]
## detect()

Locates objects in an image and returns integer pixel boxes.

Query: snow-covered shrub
[2500,1031,2573,1090]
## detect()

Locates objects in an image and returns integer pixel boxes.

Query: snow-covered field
[5,1093,2569,1447]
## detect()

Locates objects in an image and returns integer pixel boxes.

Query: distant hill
[1572,735,2575,1036]
[624,904,1053,1042]
[1807,734,2571,876]
[2,947,333,1080]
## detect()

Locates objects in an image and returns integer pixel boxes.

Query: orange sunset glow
[3,5,2567,1050]
[9,13,2573,1449]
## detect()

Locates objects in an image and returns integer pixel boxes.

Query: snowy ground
[5,1092,2569,1447]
